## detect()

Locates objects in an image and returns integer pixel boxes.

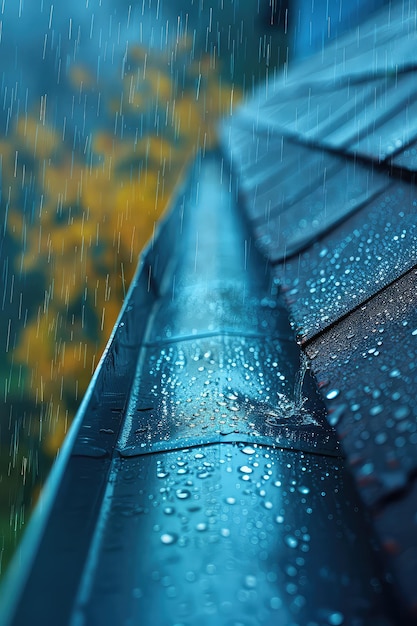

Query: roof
[221,0,417,618]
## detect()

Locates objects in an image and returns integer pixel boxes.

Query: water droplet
[161,533,178,545]
[163,507,175,515]
[244,575,257,588]
[176,488,191,500]
[286,582,298,595]
[286,565,298,577]
[285,535,298,548]
[394,406,409,420]
[326,389,340,400]
[241,446,255,455]
[389,368,401,378]
[270,596,282,610]
[327,402,346,426]
[239,465,253,474]
[370,404,383,416]
[375,432,387,445]
[298,486,310,495]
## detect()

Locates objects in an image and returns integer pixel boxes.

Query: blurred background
[0,0,385,577]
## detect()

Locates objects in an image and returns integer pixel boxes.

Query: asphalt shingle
[221,1,417,618]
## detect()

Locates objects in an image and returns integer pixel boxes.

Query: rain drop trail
[293,350,309,411]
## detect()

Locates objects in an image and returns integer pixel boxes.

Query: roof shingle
[221,0,417,618]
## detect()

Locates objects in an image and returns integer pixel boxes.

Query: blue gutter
[0,152,396,625]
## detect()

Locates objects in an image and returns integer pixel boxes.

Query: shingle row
[222,0,417,618]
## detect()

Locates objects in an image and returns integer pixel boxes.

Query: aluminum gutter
[0,153,398,625]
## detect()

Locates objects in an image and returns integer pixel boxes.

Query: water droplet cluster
[119,334,333,456]
[84,443,387,623]
[277,185,417,341]
[306,270,417,508]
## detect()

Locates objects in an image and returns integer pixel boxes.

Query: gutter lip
[0,160,192,626]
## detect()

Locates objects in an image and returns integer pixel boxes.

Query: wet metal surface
[0,155,398,625]
[117,334,339,458]
[69,155,394,626]
[74,445,391,626]
[116,159,337,457]
[251,1,417,93]
[253,154,389,262]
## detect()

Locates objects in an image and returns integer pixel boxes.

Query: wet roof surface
[221,0,417,619]
[305,268,417,509]
[305,268,417,614]
[392,138,417,171]
[276,179,417,341]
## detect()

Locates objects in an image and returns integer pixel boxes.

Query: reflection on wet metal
[0,155,396,625]
[74,445,391,626]
[117,335,338,458]
[117,156,338,459]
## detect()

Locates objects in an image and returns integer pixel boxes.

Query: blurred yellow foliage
[16,117,61,159]
[68,65,96,90]
[6,37,241,457]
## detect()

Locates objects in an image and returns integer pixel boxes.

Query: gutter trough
[0,153,398,625]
